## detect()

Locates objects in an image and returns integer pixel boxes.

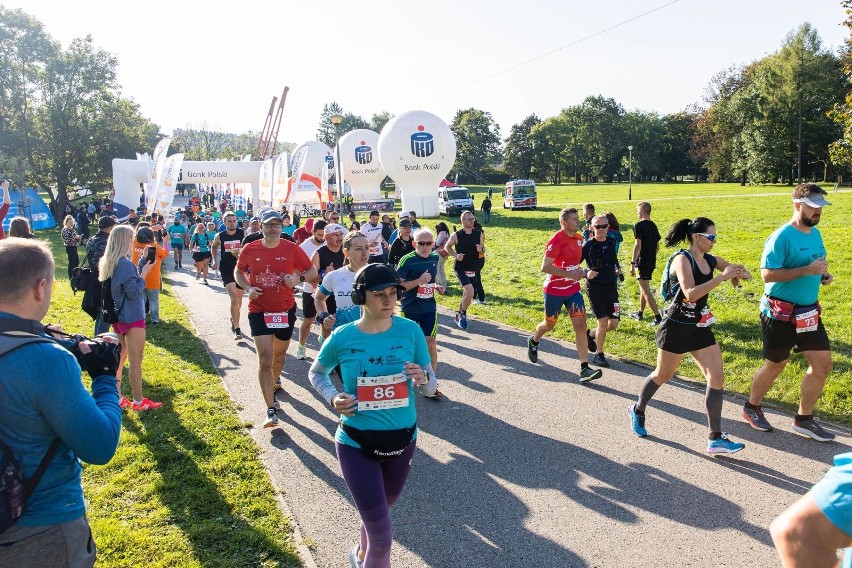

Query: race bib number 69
[264,312,289,329]
[357,373,409,411]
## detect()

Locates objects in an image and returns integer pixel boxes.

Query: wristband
[316,311,330,324]
[299,274,305,282]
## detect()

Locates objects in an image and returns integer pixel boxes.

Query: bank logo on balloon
[325,154,335,169]
[355,142,373,165]
[410,126,434,158]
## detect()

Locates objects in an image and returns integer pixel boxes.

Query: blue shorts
[401,310,438,338]
[171,242,184,250]
[544,292,585,324]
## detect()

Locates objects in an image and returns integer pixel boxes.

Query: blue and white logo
[355,143,373,165]
[410,127,434,158]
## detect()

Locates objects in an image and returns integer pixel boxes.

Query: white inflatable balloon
[377,111,456,217]
[339,129,384,201]
[289,141,333,192]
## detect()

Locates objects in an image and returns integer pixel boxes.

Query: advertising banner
[258,158,274,206]
[153,153,185,216]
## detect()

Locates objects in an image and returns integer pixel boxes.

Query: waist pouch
[765,295,820,322]
[340,422,415,461]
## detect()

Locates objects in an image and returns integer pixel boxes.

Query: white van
[504,179,537,210]
[438,186,474,216]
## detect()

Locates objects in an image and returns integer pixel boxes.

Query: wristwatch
[299,274,305,282]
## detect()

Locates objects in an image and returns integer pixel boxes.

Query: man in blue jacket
[0,239,122,567]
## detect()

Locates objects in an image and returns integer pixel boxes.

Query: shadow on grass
[122,386,300,567]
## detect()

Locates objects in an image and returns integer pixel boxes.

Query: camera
[47,329,122,377]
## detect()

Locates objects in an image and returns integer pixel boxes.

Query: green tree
[316,102,344,146]
[659,110,702,179]
[503,114,540,179]
[369,111,393,133]
[830,1,852,176]
[450,108,501,181]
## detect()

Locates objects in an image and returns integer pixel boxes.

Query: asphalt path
[165,247,849,568]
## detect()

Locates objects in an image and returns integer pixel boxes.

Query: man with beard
[742,183,836,442]
[211,212,246,340]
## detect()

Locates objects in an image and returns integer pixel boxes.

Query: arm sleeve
[309,363,339,404]
[36,349,121,465]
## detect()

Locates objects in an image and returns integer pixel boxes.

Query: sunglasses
[696,232,717,242]
[593,224,609,229]
[416,241,434,246]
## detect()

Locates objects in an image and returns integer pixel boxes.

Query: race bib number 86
[357,373,409,411]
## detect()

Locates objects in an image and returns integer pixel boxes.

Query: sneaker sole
[707,445,745,455]
[741,408,773,432]
[579,369,603,384]
[627,405,647,437]
[791,423,835,442]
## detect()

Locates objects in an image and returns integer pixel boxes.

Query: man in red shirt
[236,210,318,428]
[527,207,602,383]
[0,180,11,239]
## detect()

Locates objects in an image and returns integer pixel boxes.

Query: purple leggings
[336,440,416,568]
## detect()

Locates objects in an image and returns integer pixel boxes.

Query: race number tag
[612,302,620,318]
[697,308,716,328]
[191,245,200,253]
[369,241,381,256]
[357,373,410,411]
[464,271,476,278]
[416,283,436,299]
[794,309,819,334]
[224,240,241,254]
[263,312,289,329]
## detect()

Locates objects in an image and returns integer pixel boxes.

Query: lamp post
[627,145,633,201]
[330,114,343,213]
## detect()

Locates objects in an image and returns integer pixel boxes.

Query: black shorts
[192,251,212,263]
[302,291,337,320]
[655,318,716,355]
[636,262,655,281]
[454,267,478,287]
[587,284,620,320]
[760,313,830,363]
[248,306,297,340]
[220,263,241,288]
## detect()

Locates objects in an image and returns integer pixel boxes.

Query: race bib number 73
[357,373,409,411]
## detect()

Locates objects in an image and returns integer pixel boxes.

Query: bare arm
[540,255,584,281]
[443,232,458,257]
[762,258,827,283]
[771,493,851,568]
[211,234,221,267]
[674,254,738,302]
[1,180,9,205]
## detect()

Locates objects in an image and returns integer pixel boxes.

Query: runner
[388,218,415,267]
[168,216,188,269]
[627,216,750,454]
[189,223,213,284]
[396,227,445,398]
[211,211,246,340]
[293,217,315,244]
[235,210,317,428]
[206,221,218,272]
[471,220,487,305]
[295,219,327,358]
[308,263,435,568]
[314,231,369,336]
[309,223,346,343]
[582,203,595,241]
[434,222,451,291]
[742,183,837,442]
[526,207,602,383]
[628,201,663,325]
[362,210,388,264]
[443,211,484,331]
[582,215,621,368]
[281,213,297,238]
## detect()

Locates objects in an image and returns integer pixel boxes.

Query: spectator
[84,216,117,334]
[8,217,35,239]
[76,205,91,245]
[61,214,83,280]
[130,226,168,324]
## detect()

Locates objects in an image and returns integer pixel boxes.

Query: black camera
[47,329,122,378]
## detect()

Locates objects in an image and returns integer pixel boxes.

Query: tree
[369,111,393,133]
[830,1,852,176]
[659,110,702,180]
[503,114,540,179]
[316,102,344,146]
[450,108,501,181]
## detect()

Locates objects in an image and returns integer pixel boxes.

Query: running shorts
[655,317,715,354]
[248,306,297,341]
[760,313,830,363]
[192,251,212,263]
[401,310,438,338]
[587,284,620,320]
[544,292,585,324]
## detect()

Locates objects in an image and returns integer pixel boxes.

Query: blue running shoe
[457,312,468,330]
[707,433,745,455]
[628,404,647,437]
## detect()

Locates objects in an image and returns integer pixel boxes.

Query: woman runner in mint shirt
[309,264,437,568]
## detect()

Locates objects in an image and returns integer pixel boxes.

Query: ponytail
[664,217,714,248]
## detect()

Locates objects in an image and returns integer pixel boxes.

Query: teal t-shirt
[810,452,852,568]
[760,223,825,316]
[205,230,217,245]
[316,316,430,449]
[168,223,187,245]
[395,250,439,314]
[190,232,212,253]
[281,224,297,237]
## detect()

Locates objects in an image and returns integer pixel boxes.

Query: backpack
[0,319,61,533]
[660,249,716,301]
[100,278,124,324]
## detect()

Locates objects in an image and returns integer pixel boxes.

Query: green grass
[419,181,852,424]
[42,230,301,567]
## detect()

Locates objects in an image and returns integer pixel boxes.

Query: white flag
[258,158,274,206]
[153,153,184,216]
[272,153,289,210]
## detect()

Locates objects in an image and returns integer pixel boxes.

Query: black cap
[355,264,403,293]
[398,219,412,228]
[98,216,117,229]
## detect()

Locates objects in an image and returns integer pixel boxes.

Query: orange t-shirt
[236,238,313,313]
[131,241,168,289]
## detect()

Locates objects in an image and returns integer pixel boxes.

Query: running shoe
[628,311,643,321]
[579,366,603,384]
[650,315,663,327]
[132,398,163,412]
[742,405,773,432]
[195,273,200,280]
[791,418,836,442]
[586,330,597,353]
[456,312,468,330]
[424,388,444,399]
[203,279,209,285]
[707,433,745,454]
[274,378,282,391]
[472,299,482,305]
[119,396,132,410]
[233,328,242,341]
[296,344,306,360]
[527,336,539,363]
[591,353,610,368]
[263,408,278,428]
[348,543,363,568]
[627,404,647,437]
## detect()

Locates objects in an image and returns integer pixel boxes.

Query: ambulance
[503,179,537,210]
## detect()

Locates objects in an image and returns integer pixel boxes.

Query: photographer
[0,239,122,567]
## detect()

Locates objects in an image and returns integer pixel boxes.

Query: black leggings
[66,246,80,281]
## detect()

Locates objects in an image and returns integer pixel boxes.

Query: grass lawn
[420,181,851,424]
[42,230,301,567]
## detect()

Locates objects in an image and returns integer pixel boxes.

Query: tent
[1,188,56,232]
[439,178,457,187]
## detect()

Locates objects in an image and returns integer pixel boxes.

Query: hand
[630,265,636,277]
[420,270,432,285]
[331,393,357,416]
[326,264,334,276]
[455,253,464,261]
[140,262,154,278]
[436,285,446,295]
[322,314,336,330]
[247,286,263,300]
[283,273,299,288]
[808,257,828,276]
[1,180,8,191]
[475,244,483,252]
[404,361,428,386]
[79,339,121,378]
[721,264,741,281]
[821,273,833,286]
[587,269,598,280]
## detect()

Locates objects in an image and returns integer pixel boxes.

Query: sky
[9,0,850,147]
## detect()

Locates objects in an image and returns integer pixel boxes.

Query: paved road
[165,248,849,568]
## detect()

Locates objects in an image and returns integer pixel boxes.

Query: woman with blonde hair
[99,224,162,411]
[61,214,82,279]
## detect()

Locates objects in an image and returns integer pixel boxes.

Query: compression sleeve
[309,361,339,405]
[418,363,438,397]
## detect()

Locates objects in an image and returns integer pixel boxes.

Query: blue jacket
[111,257,146,323]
